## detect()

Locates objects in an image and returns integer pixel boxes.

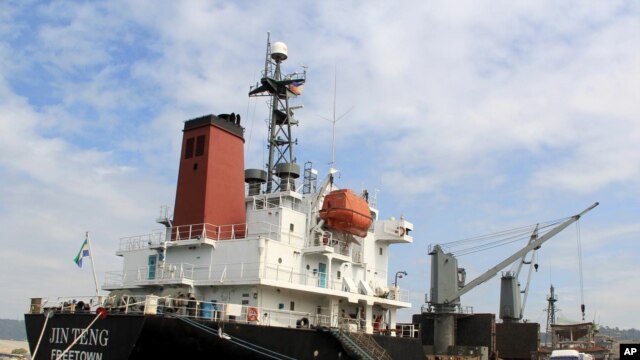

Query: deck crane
[427,202,598,355]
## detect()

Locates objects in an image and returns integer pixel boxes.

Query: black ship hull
[25,313,424,360]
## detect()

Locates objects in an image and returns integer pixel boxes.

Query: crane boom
[455,202,599,301]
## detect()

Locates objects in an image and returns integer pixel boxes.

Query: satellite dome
[271,42,288,61]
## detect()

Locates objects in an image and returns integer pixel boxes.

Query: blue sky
[1,1,638,329]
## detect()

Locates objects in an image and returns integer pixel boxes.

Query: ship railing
[312,313,336,328]
[108,260,401,298]
[387,288,410,302]
[459,305,474,314]
[257,307,313,328]
[128,297,315,328]
[310,312,374,331]
[263,263,297,283]
[335,317,416,338]
[395,323,418,338]
[159,221,288,242]
[118,220,301,250]
[30,295,416,338]
[28,296,106,314]
[197,262,330,287]
[248,192,310,213]
[262,263,341,290]
[118,230,165,251]
[192,261,337,289]
[420,303,474,314]
[111,297,149,314]
[172,223,248,241]
[201,262,262,282]
[338,316,392,334]
[100,264,195,286]
[306,232,351,257]
[201,261,348,292]
[136,263,195,282]
[338,316,361,332]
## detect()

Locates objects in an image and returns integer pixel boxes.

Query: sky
[0,1,638,330]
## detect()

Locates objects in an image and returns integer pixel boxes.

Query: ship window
[379,247,383,255]
[337,271,341,279]
[195,135,206,156]
[185,137,195,159]
[241,300,249,305]
[279,303,284,310]
[289,223,294,231]
[242,293,249,297]
[306,264,310,270]
[290,301,295,311]
[278,258,282,264]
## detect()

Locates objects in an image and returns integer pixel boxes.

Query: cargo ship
[24,38,425,360]
[24,37,599,360]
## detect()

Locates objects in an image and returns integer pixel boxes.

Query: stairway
[329,328,393,360]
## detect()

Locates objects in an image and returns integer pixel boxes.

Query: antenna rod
[330,67,337,170]
[264,32,270,78]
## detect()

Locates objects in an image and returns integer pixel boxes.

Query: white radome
[271,41,288,61]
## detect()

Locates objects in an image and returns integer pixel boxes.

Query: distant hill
[599,326,640,341]
[0,320,26,341]
[539,325,639,343]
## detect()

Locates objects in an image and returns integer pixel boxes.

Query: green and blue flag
[74,239,90,268]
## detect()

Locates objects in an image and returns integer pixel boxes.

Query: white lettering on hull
[47,327,109,360]
[51,349,103,360]
[48,327,109,347]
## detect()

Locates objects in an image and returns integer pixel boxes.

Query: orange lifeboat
[319,189,372,237]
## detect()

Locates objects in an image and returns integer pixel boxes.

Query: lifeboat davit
[319,189,372,237]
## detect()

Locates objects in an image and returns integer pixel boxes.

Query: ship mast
[545,284,559,346]
[248,34,306,193]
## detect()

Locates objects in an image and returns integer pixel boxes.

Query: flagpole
[85,231,100,297]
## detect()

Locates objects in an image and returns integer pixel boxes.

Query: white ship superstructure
[105,180,413,333]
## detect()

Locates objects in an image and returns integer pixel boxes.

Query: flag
[288,81,304,95]
[74,238,90,268]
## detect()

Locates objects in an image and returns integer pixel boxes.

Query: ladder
[329,328,393,360]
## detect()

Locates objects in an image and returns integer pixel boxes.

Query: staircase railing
[330,328,392,360]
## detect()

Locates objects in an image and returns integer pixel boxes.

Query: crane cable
[439,219,566,257]
[576,220,585,320]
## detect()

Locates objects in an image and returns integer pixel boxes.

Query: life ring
[397,227,405,237]
[247,307,259,322]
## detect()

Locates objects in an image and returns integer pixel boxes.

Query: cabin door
[318,262,327,288]
[148,255,157,280]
